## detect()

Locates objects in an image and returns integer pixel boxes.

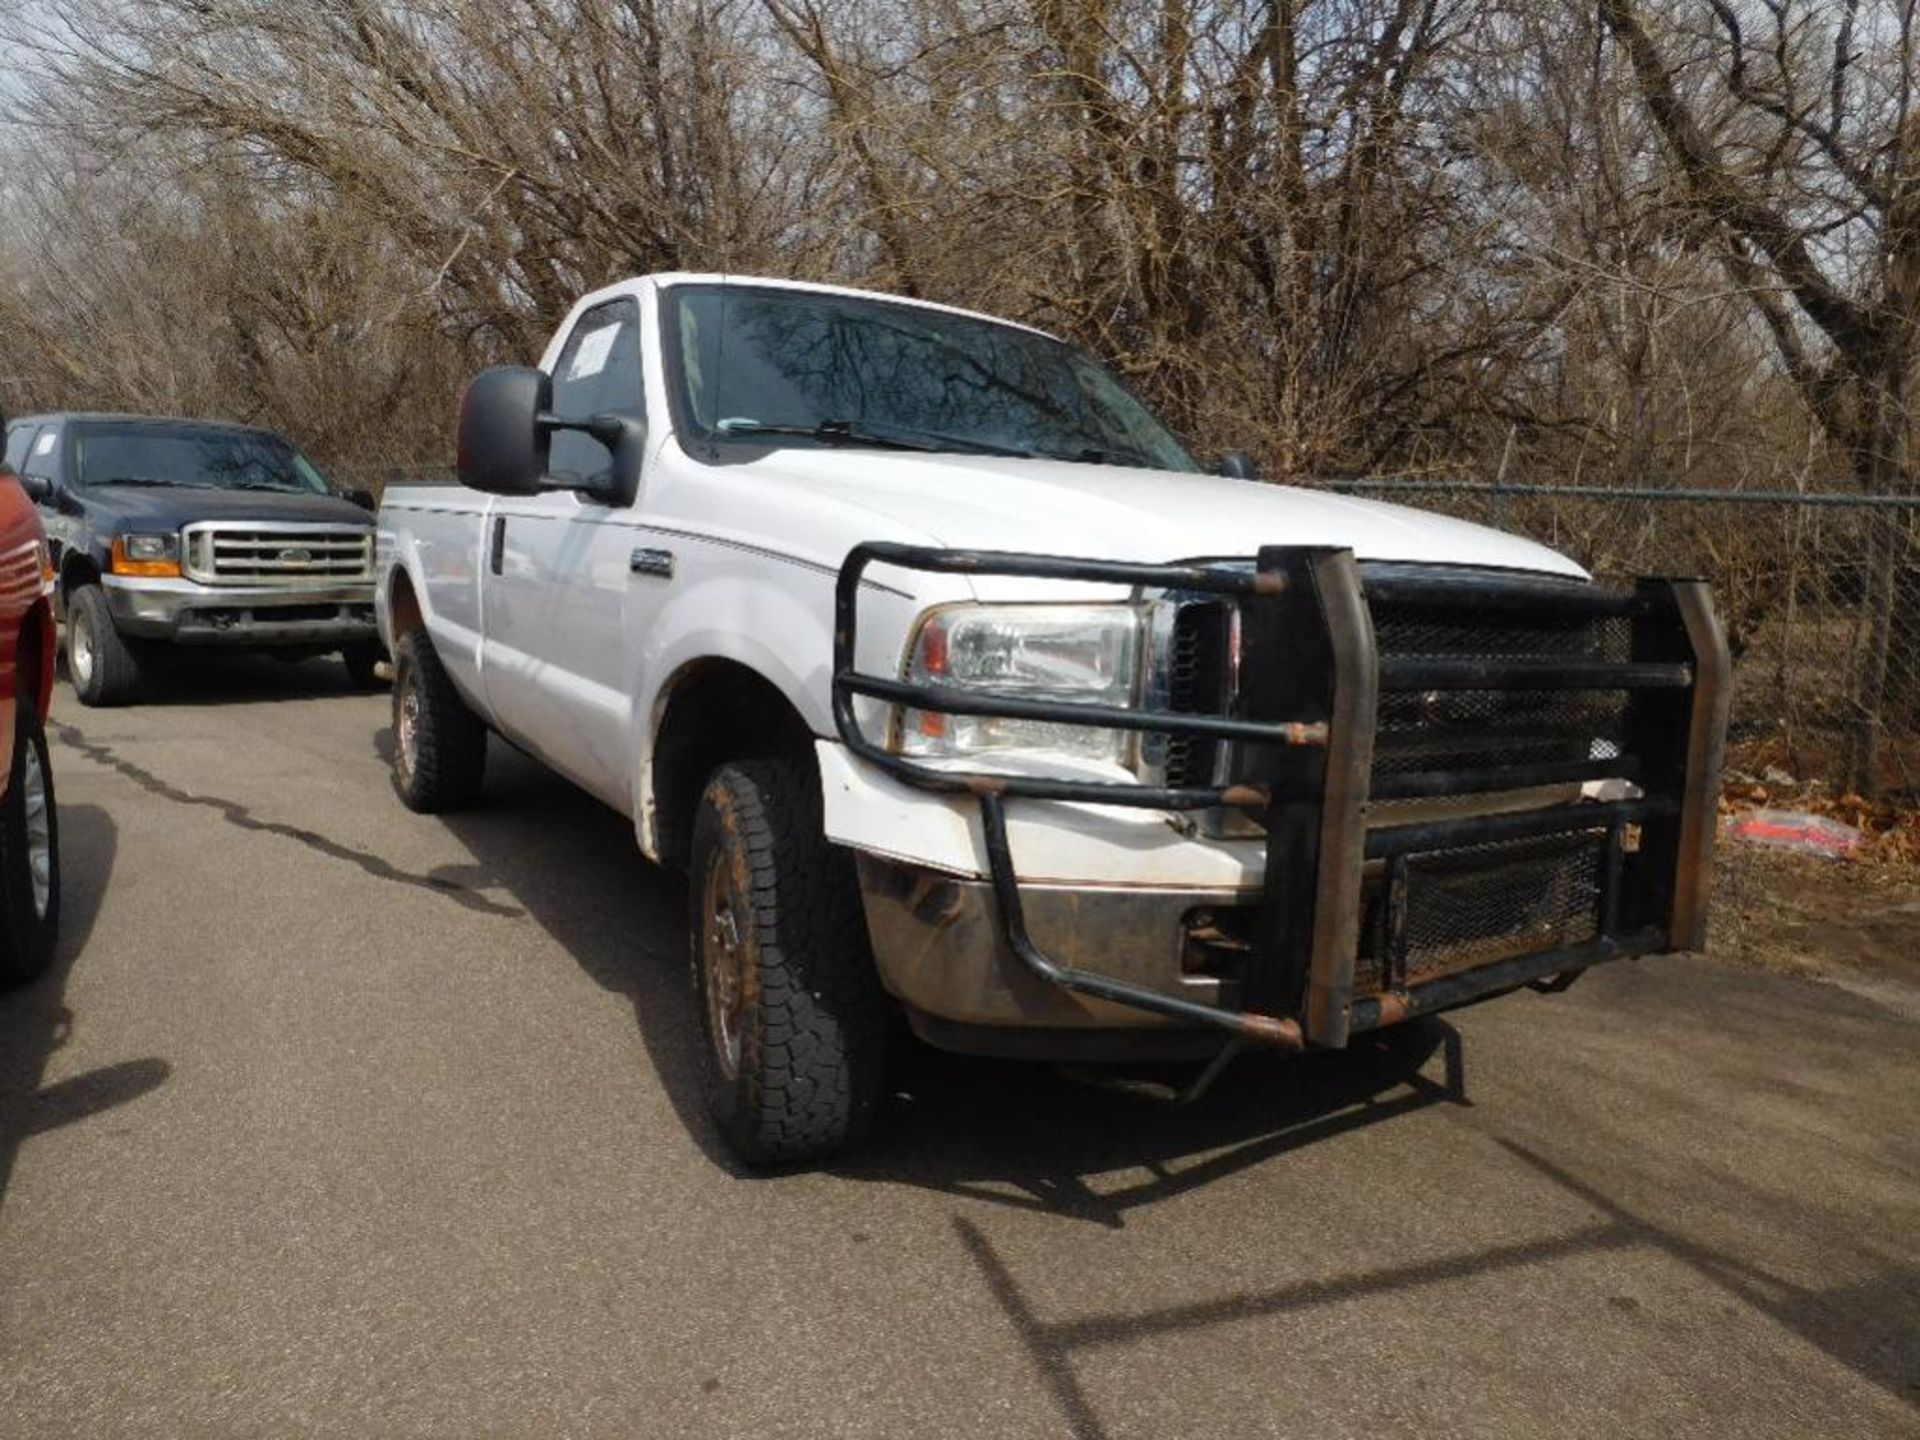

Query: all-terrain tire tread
[392,630,486,812]
[692,756,888,1165]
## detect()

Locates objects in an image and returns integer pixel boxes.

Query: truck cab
[376,274,1730,1165]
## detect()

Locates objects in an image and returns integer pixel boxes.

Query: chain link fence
[1320,481,1920,802]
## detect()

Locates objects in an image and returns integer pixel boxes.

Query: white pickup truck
[375,274,1730,1165]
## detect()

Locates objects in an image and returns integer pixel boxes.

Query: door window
[548,298,644,488]
[3,424,38,474]
[19,424,59,484]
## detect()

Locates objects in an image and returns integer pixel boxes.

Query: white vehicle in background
[375,274,1730,1165]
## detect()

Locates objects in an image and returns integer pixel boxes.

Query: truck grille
[1164,561,1663,1001]
[1162,601,1231,787]
[182,524,374,586]
[1165,567,1638,793]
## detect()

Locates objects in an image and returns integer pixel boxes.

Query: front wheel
[0,698,59,986]
[689,757,889,1166]
[66,585,143,707]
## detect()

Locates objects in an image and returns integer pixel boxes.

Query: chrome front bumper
[101,576,378,647]
[857,853,1239,1059]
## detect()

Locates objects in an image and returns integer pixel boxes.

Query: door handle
[630,548,674,579]
[489,516,506,575]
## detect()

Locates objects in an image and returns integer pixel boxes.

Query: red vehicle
[0,409,59,985]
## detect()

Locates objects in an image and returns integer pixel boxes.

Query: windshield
[666,285,1200,472]
[71,422,329,494]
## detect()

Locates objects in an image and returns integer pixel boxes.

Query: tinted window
[2,424,36,474]
[70,423,328,494]
[548,298,644,486]
[19,423,60,481]
[667,286,1198,472]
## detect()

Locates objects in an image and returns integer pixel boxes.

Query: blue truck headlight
[110,533,182,577]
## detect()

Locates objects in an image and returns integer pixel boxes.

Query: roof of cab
[611,272,1063,342]
[8,412,286,436]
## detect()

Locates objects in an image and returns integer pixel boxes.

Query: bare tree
[1594,0,1920,785]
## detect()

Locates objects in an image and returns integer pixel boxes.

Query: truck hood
[733,449,1584,578]
[72,484,373,530]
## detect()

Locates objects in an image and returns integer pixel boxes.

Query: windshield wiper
[223,482,308,493]
[716,418,1033,459]
[1063,445,1156,468]
[832,418,1034,459]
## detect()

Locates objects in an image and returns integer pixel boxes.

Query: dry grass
[1709,824,1920,988]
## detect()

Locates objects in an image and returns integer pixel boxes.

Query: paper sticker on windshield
[566,324,620,382]
[32,433,54,456]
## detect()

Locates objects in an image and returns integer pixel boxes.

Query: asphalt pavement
[0,656,1915,1438]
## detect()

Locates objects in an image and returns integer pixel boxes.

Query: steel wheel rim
[700,853,746,1081]
[22,737,50,918]
[397,680,421,779]
[69,612,94,689]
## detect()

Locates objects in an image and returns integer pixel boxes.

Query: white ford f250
[376,274,1730,1164]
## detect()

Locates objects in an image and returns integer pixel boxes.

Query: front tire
[390,630,486,812]
[66,584,143,707]
[689,757,889,1166]
[0,698,59,986]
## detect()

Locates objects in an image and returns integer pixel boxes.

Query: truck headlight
[110,533,181,578]
[895,604,1142,769]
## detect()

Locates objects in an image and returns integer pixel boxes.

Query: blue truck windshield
[71,423,329,494]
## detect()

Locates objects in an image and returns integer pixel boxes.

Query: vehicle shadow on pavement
[951,1128,1920,1440]
[1497,1139,1920,1414]
[946,1103,1920,1440]
[0,802,169,1209]
[398,741,723,1160]
[832,1022,1467,1227]
[57,644,370,708]
[411,739,1478,1196]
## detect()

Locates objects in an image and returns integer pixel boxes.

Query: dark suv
[1,414,382,706]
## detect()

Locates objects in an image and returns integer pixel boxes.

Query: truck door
[479,297,648,808]
[13,425,78,574]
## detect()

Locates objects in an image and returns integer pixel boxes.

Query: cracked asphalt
[0,655,1915,1438]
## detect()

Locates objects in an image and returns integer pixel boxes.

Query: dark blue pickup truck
[0,413,382,706]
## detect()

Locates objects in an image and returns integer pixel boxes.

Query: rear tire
[688,756,889,1166]
[390,630,486,812]
[342,641,386,690]
[0,698,59,987]
[66,585,143,707]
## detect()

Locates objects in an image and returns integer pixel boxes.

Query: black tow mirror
[1216,450,1259,481]
[17,473,51,503]
[455,364,644,506]
[341,487,377,512]
[457,365,553,496]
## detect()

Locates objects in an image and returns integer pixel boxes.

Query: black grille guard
[832,542,1731,1050]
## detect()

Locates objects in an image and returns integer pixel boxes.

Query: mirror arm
[531,411,645,504]
[535,410,635,447]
